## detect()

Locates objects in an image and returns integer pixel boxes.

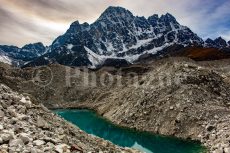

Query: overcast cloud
[0,0,229,46]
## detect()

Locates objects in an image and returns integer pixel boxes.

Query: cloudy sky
[0,0,229,47]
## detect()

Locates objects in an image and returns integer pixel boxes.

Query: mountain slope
[25,6,204,68]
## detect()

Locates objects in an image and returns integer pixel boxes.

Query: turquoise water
[55,109,206,153]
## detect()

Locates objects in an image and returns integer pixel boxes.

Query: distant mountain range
[0,6,230,68]
[0,42,48,66]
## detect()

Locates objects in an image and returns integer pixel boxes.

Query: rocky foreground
[0,84,139,153]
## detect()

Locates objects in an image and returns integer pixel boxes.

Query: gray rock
[17,105,27,114]
[224,147,230,153]
[19,133,31,144]
[33,140,45,146]
[8,108,17,117]
[9,139,24,147]
[0,144,8,152]
[30,148,39,153]
[0,110,4,118]
[0,137,3,144]
[1,133,14,143]
[0,101,8,109]
[55,144,70,153]
[37,117,49,129]
[0,124,4,130]
[19,97,32,108]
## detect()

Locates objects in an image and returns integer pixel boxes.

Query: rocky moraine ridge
[1,58,230,152]
[0,84,139,153]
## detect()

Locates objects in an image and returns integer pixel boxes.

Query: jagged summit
[214,37,227,47]
[98,6,134,21]
[205,38,215,47]
[205,37,228,48]
[22,42,46,55]
[159,13,178,24]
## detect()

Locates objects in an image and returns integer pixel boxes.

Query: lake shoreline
[50,103,208,151]
[55,109,206,153]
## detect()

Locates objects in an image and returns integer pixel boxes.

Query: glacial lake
[55,109,206,153]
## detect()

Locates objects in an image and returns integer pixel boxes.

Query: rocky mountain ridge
[0,42,48,66]
[205,37,230,48]
[23,6,206,68]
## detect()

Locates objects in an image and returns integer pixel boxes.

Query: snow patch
[84,46,106,68]
[124,43,173,63]
[67,44,74,50]
[0,55,12,65]
[85,42,172,67]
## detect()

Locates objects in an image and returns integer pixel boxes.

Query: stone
[184,64,189,68]
[19,133,31,144]
[0,124,4,130]
[17,114,29,121]
[33,140,45,146]
[43,137,59,144]
[206,123,215,131]
[1,133,14,143]
[0,144,8,152]
[9,117,18,124]
[213,148,224,153]
[224,148,230,153]
[37,117,49,129]
[70,144,83,152]
[8,108,17,117]
[0,110,4,118]
[0,137,3,144]
[30,148,39,153]
[20,97,32,108]
[9,139,24,147]
[17,105,27,114]
[55,144,70,153]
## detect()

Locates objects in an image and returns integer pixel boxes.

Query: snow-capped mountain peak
[24,6,229,68]
[97,6,134,22]
[25,6,205,68]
